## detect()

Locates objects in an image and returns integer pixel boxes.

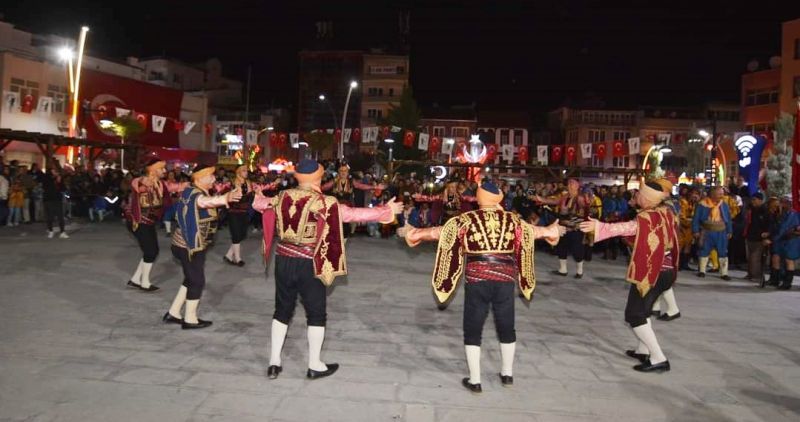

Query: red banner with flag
[382,126,390,140]
[404,130,415,147]
[334,129,342,143]
[430,136,441,156]
[595,143,607,160]
[612,140,625,157]
[486,144,497,161]
[352,127,361,144]
[518,145,529,163]
[551,145,563,163]
[566,145,577,163]
[135,112,149,130]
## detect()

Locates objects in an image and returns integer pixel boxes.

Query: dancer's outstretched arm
[579,217,637,242]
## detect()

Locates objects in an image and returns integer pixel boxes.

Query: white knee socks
[559,259,568,274]
[698,256,708,274]
[720,257,729,276]
[184,299,200,324]
[308,326,328,371]
[633,320,666,364]
[270,319,288,367]
[576,261,584,276]
[140,262,153,288]
[661,288,680,316]
[233,243,241,262]
[225,244,235,261]
[465,345,481,384]
[500,342,515,377]
[130,260,144,284]
[168,286,187,318]
[164,221,172,234]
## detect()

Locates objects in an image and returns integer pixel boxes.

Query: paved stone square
[1,222,799,421]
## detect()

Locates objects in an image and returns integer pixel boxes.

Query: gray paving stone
[1,223,799,421]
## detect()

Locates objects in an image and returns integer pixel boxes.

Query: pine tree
[766,112,796,197]
[380,85,424,162]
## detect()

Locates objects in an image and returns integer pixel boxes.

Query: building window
[745,87,779,106]
[396,66,405,74]
[746,123,775,135]
[46,84,68,113]
[794,76,800,98]
[388,88,394,97]
[10,78,39,102]
[433,126,445,137]
[568,130,578,143]
[612,156,630,168]
[588,129,605,142]
[367,109,383,119]
[796,38,800,60]
[452,127,469,138]
[500,132,509,145]
[513,132,522,146]
[591,154,603,167]
[612,131,630,142]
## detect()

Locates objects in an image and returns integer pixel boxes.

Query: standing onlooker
[744,193,769,283]
[17,167,35,223]
[0,166,9,225]
[42,167,68,239]
[7,180,25,226]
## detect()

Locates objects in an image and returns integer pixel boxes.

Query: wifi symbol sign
[735,135,758,156]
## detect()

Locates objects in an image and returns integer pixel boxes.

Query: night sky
[4,1,799,115]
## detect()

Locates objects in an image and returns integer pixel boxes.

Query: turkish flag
[486,144,497,161]
[382,126,390,140]
[566,145,577,163]
[551,145,563,163]
[518,145,529,163]
[278,133,288,148]
[612,140,625,157]
[430,136,441,154]
[353,127,361,143]
[595,143,607,160]
[135,112,149,130]
[173,120,185,131]
[334,129,342,143]
[269,132,277,147]
[236,127,243,137]
[21,94,34,113]
[404,130,415,147]
[674,133,684,144]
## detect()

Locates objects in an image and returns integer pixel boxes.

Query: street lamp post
[339,81,358,160]
[318,94,339,131]
[384,138,394,162]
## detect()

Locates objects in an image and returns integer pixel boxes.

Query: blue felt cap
[296,159,320,174]
[480,180,500,195]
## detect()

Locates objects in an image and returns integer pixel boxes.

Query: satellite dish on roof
[769,56,782,69]
[746,60,759,72]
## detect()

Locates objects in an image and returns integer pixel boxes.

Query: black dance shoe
[127,280,159,292]
[267,365,282,379]
[498,373,513,387]
[697,272,706,278]
[625,349,649,362]
[223,256,238,266]
[720,275,731,281]
[574,273,583,279]
[181,319,213,330]
[633,359,670,373]
[307,363,339,379]
[461,377,482,393]
[657,312,681,322]
[650,310,662,317]
[162,312,183,325]
[237,260,245,267]
[551,270,568,277]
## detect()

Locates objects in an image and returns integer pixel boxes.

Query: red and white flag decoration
[580,143,592,159]
[36,96,53,114]
[537,145,548,165]
[21,94,34,113]
[566,145,577,163]
[441,139,454,155]
[367,127,379,143]
[3,92,19,112]
[382,126,390,140]
[595,143,607,160]
[135,112,148,130]
[418,133,429,151]
[657,133,672,144]
[352,127,361,143]
[289,133,299,148]
[404,130,415,147]
[486,143,497,161]
[115,107,131,117]
[334,128,342,143]
[183,121,196,135]
[174,120,185,131]
[430,136,441,156]
[268,132,277,147]
[343,128,352,144]
[628,137,641,155]
[518,145,529,163]
[151,115,167,133]
[612,140,625,157]
[246,129,258,145]
[551,145,563,163]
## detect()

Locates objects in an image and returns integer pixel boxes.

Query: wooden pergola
[388,160,645,186]
[0,128,140,167]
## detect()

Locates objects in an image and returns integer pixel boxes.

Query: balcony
[362,95,400,103]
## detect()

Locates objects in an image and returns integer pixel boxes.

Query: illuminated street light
[350,81,358,89]
[698,129,710,138]
[58,47,74,61]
